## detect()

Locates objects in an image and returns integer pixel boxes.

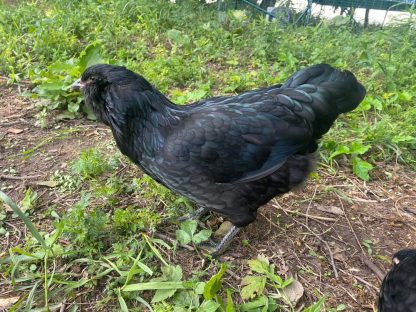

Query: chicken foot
[210,225,241,257]
[178,208,240,256]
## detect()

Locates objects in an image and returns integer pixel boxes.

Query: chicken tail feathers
[281,64,366,139]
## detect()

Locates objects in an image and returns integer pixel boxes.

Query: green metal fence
[217,0,415,25]
[300,0,415,25]
[310,0,415,11]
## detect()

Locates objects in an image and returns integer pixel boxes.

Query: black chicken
[71,63,365,256]
[379,249,416,312]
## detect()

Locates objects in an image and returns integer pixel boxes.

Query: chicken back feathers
[78,63,365,227]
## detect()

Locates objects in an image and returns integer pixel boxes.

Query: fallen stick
[0,174,43,180]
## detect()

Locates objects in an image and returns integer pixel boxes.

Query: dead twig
[338,284,359,303]
[394,195,416,218]
[5,221,22,246]
[305,185,318,227]
[338,196,384,281]
[226,269,241,281]
[339,268,379,292]
[338,196,365,254]
[36,185,83,210]
[359,255,385,281]
[291,218,339,279]
[273,204,337,222]
[59,299,67,312]
[258,211,282,230]
[1,121,21,127]
[0,174,43,181]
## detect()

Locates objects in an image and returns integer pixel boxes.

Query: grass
[0,0,415,310]
[1,0,415,173]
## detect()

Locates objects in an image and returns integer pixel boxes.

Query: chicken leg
[179,208,240,256]
[210,226,241,257]
[177,207,209,222]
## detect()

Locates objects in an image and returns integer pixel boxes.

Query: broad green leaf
[174,289,200,308]
[195,282,206,295]
[349,142,371,155]
[248,255,270,274]
[197,300,220,312]
[176,229,192,245]
[181,220,198,236]
[352,157,373,181]
[159,265,183,281]
[78,44,106,71]
[268,272,284,286]
[67,101,80,113]
[152,289,177,303]
[267,297,279,312]
[398,91,413,102]
[192,229,212,244]
[124,267,143,286]
[0,247,43,264]
[20,188,38,213]
[329,145,350,160]
[36,81,66,91]
[203,264,227,300]
[359,96,383,111]
[357,97,372,111]
[370,97,383,110]
[49,61,75,73]
[241,276,266,300]
[239,296,269,311]
[167,29,190,46]
[48,60,79,76]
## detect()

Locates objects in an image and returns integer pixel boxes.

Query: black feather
[78,63,365,231]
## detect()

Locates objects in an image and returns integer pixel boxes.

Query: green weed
[1,0,415,310]
[2,0,415,178]
[114,206,161,233]
[133,175,193,217]
[72,147,119,179]
[175,220,212,246]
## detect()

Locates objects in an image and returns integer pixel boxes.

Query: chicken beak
[70,78,85,92]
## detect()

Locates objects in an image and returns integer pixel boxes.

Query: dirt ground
[1,81,416,311]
